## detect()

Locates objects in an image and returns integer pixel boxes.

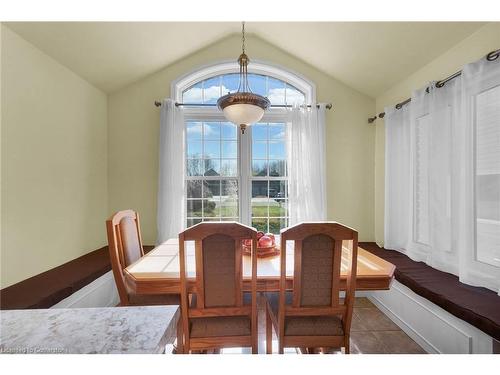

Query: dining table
[124,236,396,295]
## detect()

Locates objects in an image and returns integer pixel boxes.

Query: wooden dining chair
[264,222,358,354]
[106,210,182,350]
[178,222,259,354]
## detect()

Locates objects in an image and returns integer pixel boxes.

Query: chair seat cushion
[190,316,251,338]
[188,292,253,338]
[128,293,180,306]
[264,292,344,336]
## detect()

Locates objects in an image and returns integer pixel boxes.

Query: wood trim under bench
[0,245,154,310]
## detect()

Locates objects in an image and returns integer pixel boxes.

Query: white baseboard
[367,280,493,354]
[51,271,119,309]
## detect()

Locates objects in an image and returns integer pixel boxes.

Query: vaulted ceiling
[6,22,486,97]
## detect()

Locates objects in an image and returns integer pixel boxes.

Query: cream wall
[374,22,500,245]
[108,34,376,244]
[1,25,108,288]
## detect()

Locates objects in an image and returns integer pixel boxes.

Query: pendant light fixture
[217,22,270,134]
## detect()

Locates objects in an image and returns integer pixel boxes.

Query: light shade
[217,91,270,133]
[222,103,265,126]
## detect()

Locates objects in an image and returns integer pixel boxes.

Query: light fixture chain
[242,21,245,54]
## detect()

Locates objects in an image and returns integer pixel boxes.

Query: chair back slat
[292,240,302,307]
[194,240,205,309]
[298,234,337,307]
[106,209,145,305]
[201,233,237,308]
[118,217,143,267]
[281,222,358,314]
[331,238,342,307]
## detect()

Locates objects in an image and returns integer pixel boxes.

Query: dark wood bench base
[0,245,154,310]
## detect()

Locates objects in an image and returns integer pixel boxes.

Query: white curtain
[384,55,500,294]
[384,104,411,251]
[157,99,185,244]
[457,56,500,293]
[287,104,327,224]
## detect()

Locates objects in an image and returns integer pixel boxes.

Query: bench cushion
[360,242,500,341]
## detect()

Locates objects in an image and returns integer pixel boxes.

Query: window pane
[204,122,220,140]
[187,200,203,217]
[186,159,203,176]
[204,140,220,158]
[186,122,202,140]
[248,74,266,97]
[269,218,287,235]
[220,159,237,177]
[222,198,238,218]
[204,180,220,198]
[269,160,286,177]
[187,180,202,199]
[221,179,238,198]
[270,199,287,217]
[269,180,287,198]
[252,218,268,233]
[286,84,305,105]
[252,181,268,218]
[222,141,237,158]
[221,122,237,140]
[252,181,268,198]
[187,218,202,228]
[203,77,221,104]
[187,141,202,158]
[268,77,286,105]
[221,180,239,218]
[252,160,268,176]
[183,81,203,104]
[269,141,285,159]
[204,159,220,176]
[204,199,221,217]
[222,73,239,94]
[252,141,267,159]
[252,123,267,140]
[269,123,286,140]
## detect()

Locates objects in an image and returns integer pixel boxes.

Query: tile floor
[220,295,426,354]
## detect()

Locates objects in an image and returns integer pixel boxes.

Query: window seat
[360,242,500,341]
[0,246,154,310]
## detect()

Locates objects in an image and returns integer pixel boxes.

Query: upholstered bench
[0,245,153,310]
[359,242,500,342]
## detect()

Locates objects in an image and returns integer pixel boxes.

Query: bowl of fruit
[242,231,280,258]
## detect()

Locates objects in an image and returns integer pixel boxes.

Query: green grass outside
[188,203,287,234]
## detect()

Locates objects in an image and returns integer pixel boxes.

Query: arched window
[174,61,315,233]
[182,73,306,106]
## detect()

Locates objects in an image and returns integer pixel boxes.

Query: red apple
[265,233,275,245]
[258,235,273,248]
[256,231,265,239]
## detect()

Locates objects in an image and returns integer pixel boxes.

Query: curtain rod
[367,48,500,124]
[154,101,333,110]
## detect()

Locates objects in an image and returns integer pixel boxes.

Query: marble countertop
[0,305,179,354]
